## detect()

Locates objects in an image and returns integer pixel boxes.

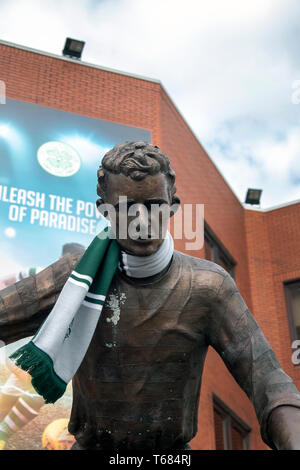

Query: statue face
[103,172,171,256]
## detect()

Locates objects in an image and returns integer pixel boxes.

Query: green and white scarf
[10,227,120,404]
[10,228,174,404]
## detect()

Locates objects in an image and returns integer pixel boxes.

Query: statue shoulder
[174,250,230,297]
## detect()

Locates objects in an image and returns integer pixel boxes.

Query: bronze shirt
[1,250,300,450]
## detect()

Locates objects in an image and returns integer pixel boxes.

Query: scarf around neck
[118,230,174,278]
[10,228,174,404]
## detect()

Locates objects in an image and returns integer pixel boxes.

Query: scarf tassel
[9,341,66,404]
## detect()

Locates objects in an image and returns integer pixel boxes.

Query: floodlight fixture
[245,188,262,205]
[62,38,85,59]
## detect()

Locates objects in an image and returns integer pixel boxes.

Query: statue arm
[0,253,81,345]
[206,271,300,450]
[267,405,300,450]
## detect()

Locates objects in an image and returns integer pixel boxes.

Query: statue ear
[170,196,181,217]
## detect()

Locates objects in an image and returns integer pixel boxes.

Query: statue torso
[68,251,226,450]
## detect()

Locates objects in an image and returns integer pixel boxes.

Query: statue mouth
[133,237,154,243]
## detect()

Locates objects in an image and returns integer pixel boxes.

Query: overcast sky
[1,0,300,208]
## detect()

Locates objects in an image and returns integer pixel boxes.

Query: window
[204,222,236,278]
[213,397,250,450]
[284,279,300,342]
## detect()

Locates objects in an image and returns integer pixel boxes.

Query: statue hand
[268,406,300,450]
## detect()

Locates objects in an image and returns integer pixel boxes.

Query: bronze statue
[0,141,300,451]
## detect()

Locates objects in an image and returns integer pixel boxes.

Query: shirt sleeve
[0,253,80,346]
[207,270,300,449]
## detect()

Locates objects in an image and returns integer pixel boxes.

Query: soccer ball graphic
[42,418,75,450]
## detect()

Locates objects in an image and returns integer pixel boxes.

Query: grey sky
[0,0,300,208]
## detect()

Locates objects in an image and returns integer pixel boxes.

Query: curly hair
[96,141,180,208]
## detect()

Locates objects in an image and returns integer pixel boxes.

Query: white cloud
[206,122,300,207]
[255,128,300,180]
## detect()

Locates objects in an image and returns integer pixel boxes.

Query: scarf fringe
[9,341,66,404]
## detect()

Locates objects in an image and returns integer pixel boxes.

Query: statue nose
[135,203,150,236]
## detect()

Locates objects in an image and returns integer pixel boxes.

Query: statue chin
[117,238,164,257]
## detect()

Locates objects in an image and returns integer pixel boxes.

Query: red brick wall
[245,204,300,392]
[2,42,298,450]
[0,43,161,142]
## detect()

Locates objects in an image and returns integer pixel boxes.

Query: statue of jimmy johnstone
[1,141,300,451]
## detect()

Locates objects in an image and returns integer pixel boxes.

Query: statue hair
[96,141,180,209]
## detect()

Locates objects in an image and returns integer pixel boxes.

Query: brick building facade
[0,39,299,450]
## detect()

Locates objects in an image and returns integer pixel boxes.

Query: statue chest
[78,272,206,396]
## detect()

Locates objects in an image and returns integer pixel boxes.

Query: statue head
[96,141,180,256]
